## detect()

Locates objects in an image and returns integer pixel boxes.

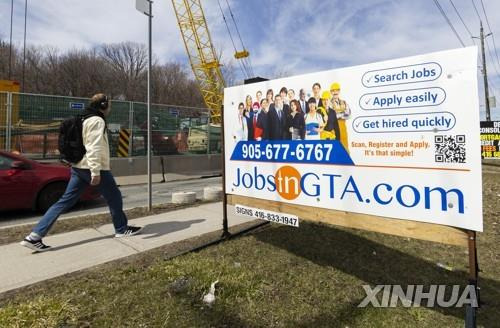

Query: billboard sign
[480,121,500,159]
[224,47,482,231]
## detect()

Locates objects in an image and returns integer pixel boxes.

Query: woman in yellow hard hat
[319,90,340,140]
[330,82,351,152]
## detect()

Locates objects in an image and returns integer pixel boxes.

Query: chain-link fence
[0,92,8,151]
[0,92,220,159]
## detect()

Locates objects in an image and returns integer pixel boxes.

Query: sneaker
[115,226,143,238]
[20,238,51,252]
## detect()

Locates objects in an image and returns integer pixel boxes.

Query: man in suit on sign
[312,82,323,108]
[255,98,270,141]
[298,88,309,114]
[268,94,290,140]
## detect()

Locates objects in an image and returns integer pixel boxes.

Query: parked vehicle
[0,151,100,212]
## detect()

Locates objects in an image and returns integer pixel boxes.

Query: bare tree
[38,47,61,94]
[0,39,11,79]
[0,39,20,82]
[151,62,204,107]
[98,42,147,101]
[272,67,292,79]
[0,40,209,109]
[220,59,239,87]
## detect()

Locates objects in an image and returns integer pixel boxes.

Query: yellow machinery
[0,80,20,93]
[171,0,250,153]
[0,80,20,150]
[171,0,225,124]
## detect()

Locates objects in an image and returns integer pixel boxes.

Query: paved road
[0,176,222,228]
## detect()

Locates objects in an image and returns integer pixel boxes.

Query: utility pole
[474,21,492,121]
[135,0,153,211]
[22,0,27,92]
[147,0,153,211]
[8,0,13,80]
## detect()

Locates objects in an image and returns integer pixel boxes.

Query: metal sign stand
[466,230,480,328]
[220,105,230,238]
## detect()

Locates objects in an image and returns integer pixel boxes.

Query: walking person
[21,94,142,252]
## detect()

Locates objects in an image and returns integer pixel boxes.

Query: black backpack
[58,114,97,164]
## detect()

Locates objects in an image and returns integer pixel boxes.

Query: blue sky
[1,0,499,119]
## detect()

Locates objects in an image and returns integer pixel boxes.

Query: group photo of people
[231,81,351,152]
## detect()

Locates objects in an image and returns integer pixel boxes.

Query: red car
[0,151,100,212]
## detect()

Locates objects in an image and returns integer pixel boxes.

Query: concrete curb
[172,192,197,204]
[204,186,223,201]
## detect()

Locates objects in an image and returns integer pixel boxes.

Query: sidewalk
[0,202,254,294]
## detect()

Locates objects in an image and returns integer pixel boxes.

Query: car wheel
[37,182,68,213]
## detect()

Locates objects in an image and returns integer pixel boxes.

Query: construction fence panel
[130,102,211,156]
[0,92,8,150]
[0,92,219,159]
[107,100,132,158]
[11,93,90,159]
[0,92,11,149]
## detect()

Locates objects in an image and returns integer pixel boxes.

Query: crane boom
[171,0,225,124]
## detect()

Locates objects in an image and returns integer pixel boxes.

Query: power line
[432,0,465,47]
[8,0,13,79]
[470,0,495,109]
[448,0,475,45]
[224,0,255,77]
[485,37,500,77]
[488,79,497,93]
[487,70,500,95]
[471,0,482,22]
[479,0,500,76]
[216,0,249,79]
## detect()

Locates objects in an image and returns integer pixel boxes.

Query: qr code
[435,135,466,163]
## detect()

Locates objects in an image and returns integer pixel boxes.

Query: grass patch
[0,171,498,327]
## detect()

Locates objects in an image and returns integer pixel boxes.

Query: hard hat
[330,82,341,91]
[321,90,331,100]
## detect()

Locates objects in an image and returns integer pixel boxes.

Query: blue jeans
[32,168,128,237]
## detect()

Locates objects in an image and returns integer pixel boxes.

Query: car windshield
[0,155,14,170]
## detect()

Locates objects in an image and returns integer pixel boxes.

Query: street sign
[480,121,500,159]
[136,0,150,16]
[70,102,84,110]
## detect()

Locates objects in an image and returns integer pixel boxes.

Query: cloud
[0,0,499,119]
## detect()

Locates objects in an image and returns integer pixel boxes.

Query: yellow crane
[171,0,226,124]
[171,0,251,152]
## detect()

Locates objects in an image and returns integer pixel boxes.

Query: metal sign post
[136,0,153,211]
[466,230,480,328]
[220,105,230,238]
